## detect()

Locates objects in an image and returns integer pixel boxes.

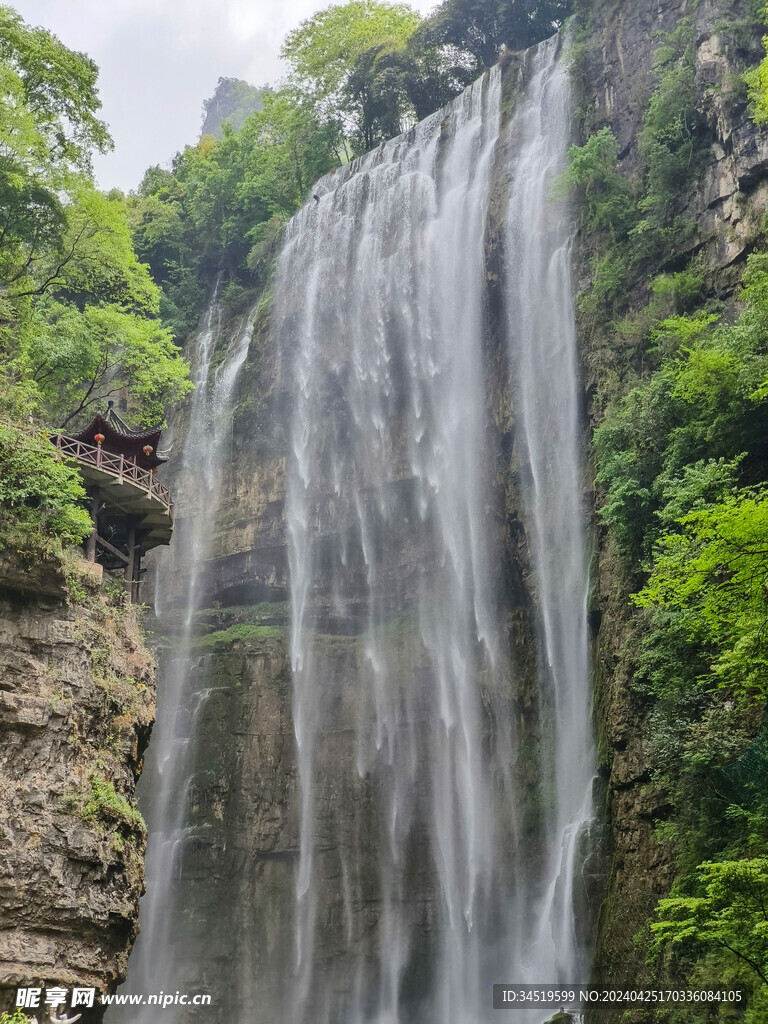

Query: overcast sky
[13,0,437,193]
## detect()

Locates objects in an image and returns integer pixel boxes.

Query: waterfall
[113,30,596,1024]
[277,30,594,1024]
[503,35,596,983]
[280,64,504,1024]
[108,285,254,1022]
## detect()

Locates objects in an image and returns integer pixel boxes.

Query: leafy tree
[0,422,92,548]
[0,4,111,296]
[0,7,191,430]
[281,0,421,145]
[653,859,768,986]
[0,1011,33,1024]
[636,20,706,223]
[344,44,411,149]
[558,127,636,240]
[24,299,192,428]
[234,91,339,214]
[128,87,339,333]
[563,20,708,319]
[637,482,768,699]
[747,3,768,123]
[592,248,768,1010]
[415,0,571,69]
[395,36,478,121]
[281,0,421,107]
[0,6,110,166]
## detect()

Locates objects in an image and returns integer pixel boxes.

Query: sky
[13,0,437,193]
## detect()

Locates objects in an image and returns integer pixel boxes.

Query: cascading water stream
[109,286,254,1022]
[279,66,504,1024]
[503,34,597,984]
[277,30,594,1024]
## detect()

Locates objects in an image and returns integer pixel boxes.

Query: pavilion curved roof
[69,407,167,469]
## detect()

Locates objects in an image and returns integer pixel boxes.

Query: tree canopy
[415,0,571,68]
[0,4,191,432]
[282,0,421,103]
[0,4,191,556]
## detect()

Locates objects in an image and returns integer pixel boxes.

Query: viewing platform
[52,404,174,602]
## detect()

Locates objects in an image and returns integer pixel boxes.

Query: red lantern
[143,444,153,456]
[94,433,105,445]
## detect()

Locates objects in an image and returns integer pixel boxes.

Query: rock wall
[574,0,768,1006]
[138,65,544,1017]
[0,556,155,1021]
[126,0,768,1016]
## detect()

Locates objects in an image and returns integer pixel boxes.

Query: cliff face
[140,66,546,1018]
[575,0,768,1004]
[580,0,768,282]
[0,556,155,1020]
[126,0,768,1016]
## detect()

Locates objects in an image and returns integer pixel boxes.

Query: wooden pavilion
[51,403,174,603]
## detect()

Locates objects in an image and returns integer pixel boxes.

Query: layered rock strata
[0,556,154,1021]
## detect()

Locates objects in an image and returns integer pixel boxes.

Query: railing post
[132,545,143,604]
[85,488,99,562]
[124,516,136,601]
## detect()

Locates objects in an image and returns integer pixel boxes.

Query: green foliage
[638,484,768,698]
[194,623,285,649]
[281,0,421,106]
[653,859,768,986]
[0,5,110,163]
[129,0,580,332]
[280,0,564,154]
[0,423,92,549]
[637,20,705,222]
[559,127,636,239]
[0,6,191,432]
[24,297,193,428]
[593,244,768,1014]
[0,4,111,293]
[746,3,768,124]
[595,255,768,563]
[1,1012,33,1024]
[416,0,572,68]
[281,0,424,151]
[80,775,145,832]
[564,20,707,318]
[0,4,110,296]
[129,88,339,332]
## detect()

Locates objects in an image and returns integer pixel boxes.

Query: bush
[0,423,92,550]
[80,775,145,832]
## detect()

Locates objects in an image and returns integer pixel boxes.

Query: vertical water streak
[503,35,595,982]
[109,285,253,1022]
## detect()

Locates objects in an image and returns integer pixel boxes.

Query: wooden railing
[51,434,173,515]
